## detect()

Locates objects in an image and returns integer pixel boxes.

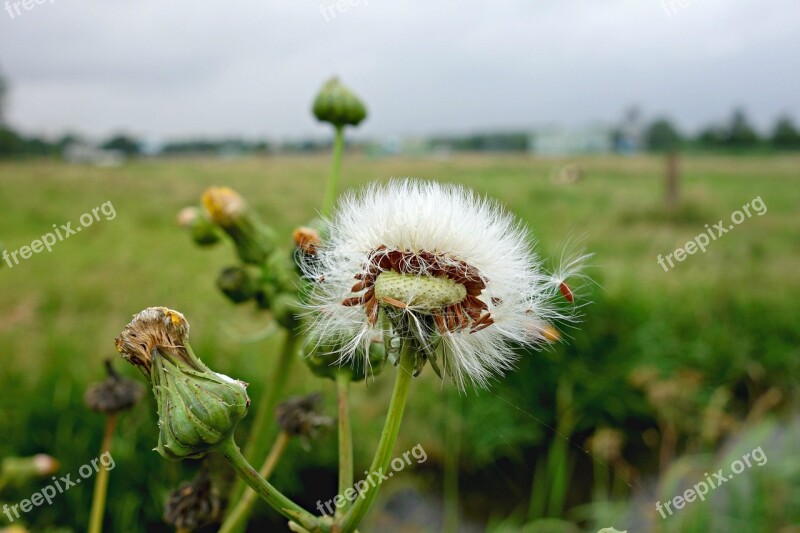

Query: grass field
[0,153,798,532]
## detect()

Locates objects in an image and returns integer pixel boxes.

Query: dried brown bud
[292,226,321,256]
[115,307,190,378]
[163,468,221,531]
[84,360,145,414]
[275,393,334,440]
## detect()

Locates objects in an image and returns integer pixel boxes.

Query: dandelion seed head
[301,179,588,389]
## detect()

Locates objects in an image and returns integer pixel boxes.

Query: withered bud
[115,307,190,379]
[115,307,250,460]
[292,226,321,256]
[201,187,246,228]
[201,187,276,265]
[84,359,145,414]
[163,468,221,531]
[275,393,334,440]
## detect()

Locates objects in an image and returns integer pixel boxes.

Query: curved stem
[322,125,345,218]
[88,414,117,533]
[337,345,415,532]
[336,371,353,516]
[219,431,292,533]
[218,436,321,531]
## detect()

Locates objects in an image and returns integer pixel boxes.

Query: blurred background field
[1,153,798,531]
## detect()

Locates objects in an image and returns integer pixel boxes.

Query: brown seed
[342,297,362,307]
[350,279,368,293]
[365,297,379,324]
[433,312,447,334]
[467,295,488,311]
[381,296,408,309]
[559,282,575,303]
[470,316,494,333]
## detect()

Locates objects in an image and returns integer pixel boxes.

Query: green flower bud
[202,187,276,265]
[312,77,367,129]
[216,266,258,304]
[303,336,385,382]
[177,206,221,247]
[115,307,250,460]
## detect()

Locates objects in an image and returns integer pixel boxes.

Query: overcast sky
[1,0,798,142]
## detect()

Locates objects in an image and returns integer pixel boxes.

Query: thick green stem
[322,125,345,218]
[337,346,415,532]
[218,436,321,531]
[88,414,117,533]
[219,431,292,533]
[336,371,353,516]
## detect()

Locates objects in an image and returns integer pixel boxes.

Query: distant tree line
[1,68,799,158]
[645,108,800,153]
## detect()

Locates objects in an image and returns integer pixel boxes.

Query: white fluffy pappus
[301,179,587,389]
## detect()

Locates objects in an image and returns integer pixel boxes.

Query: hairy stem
[337,345,414,532]
[322,125,345,217]
[88,414,117,533]
[218,431,292,533]
[336,371,354,516]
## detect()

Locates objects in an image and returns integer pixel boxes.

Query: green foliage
[645,118,682,152]
[0,154,798,530]
[100,135,141,157]
[770,115,800,150]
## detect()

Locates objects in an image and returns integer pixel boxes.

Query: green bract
[312,77,367,128]
[152,345,250,460]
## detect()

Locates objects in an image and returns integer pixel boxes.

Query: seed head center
[374,270,467,311]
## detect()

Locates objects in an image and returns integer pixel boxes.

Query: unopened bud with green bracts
[312,77,367,129]
[115,307,250,460]
[217,265,259,304]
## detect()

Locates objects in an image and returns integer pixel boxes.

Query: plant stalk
[337,345,415,532]
[88,414,118,533]
[218,436,322,531]
[322,125,345,218]
[219,431,292,533]
[336,371,354,516]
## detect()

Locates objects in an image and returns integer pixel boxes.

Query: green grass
[0,153,798,532]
